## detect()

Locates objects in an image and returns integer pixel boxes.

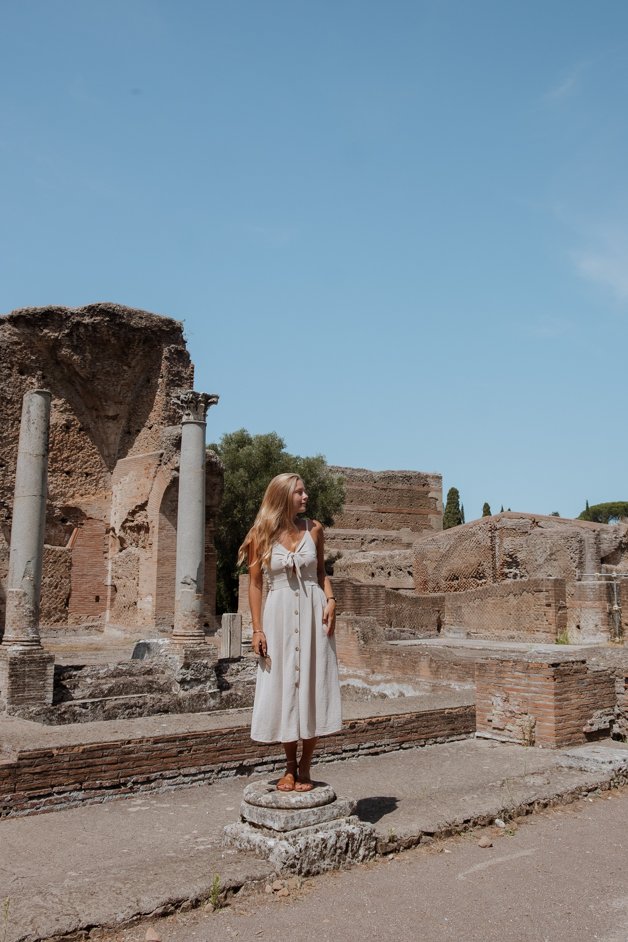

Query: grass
[209,874,222,910]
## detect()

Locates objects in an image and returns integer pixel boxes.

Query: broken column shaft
[3,390,51,647]
[171,390,219,644]
[0,389,55,709]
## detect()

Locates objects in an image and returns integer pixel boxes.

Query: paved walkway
[94,785,628,942]
[3,737,628,942]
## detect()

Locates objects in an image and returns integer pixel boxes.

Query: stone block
[224,776,374,874]
[221,613,242,659]
[223,815,376,876]
[240,796,356,832]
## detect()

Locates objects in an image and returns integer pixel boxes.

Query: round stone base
[243,779,336,809]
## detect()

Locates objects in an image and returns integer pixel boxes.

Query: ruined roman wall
[412,512,628,642]
[0,303,223,635]
[330,466,442,534]
[326,467,442,591]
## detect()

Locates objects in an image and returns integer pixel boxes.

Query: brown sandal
[277,767,296,792]
[295,770,313,792]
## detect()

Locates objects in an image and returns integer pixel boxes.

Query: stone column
[0,390,55,708]
[171,391,219,646]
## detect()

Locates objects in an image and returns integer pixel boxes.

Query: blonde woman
[238,473,342,791]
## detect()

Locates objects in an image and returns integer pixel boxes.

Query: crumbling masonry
[0,304,224,639]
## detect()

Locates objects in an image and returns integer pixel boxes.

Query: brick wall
[614,674,628,740]
[444,579,565,642]
[238,574,442,638]
[331,467,442,533]
[385,591,443,635]
[0,705,474,816]
[476,657,616,748]
[40,546,72,626]
[567,579,620,643]
[67,517,108,622]
[243,571,568,643]
[325,577,572,643]
[154,481,177,627]
[334,616,475,686]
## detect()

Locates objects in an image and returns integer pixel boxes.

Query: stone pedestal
[221,613,242,659]
[0,648,55,709]
[224,779,376,875]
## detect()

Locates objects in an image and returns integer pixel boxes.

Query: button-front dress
[250,525,342,743]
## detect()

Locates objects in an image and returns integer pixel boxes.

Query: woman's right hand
[252,630,267,657]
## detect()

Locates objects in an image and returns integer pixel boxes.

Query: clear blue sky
[2,1,627,520]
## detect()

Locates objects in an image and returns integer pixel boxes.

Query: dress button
[295,665,300,671]
[295,646,299,652]
[295,681,299,688]
[295,628,298,633]
[294,610,298,615]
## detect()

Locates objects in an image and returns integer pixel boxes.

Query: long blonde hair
[238,472,302,570]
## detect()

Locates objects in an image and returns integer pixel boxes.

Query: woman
[238,473,342,791]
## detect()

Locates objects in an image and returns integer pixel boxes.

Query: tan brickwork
[476,657,616,747]
[0,704,474,816]
[68,517,108,621]
[412,513,628,643]
[330,467,442,534]
[238,574,443,637]
[443,579,565,642]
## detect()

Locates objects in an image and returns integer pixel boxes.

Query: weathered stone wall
[443,578,566,642]
[323,467,442,593]
[476,657,617,747]
[414,512,628,593]
[0,303,223,635]
[238,573,442,637]
[333,615,474,690]
[332,548,415,590]
[411,512,628,643]
[330,467,442,534]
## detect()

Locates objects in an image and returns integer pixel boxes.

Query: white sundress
[250,524,342,743]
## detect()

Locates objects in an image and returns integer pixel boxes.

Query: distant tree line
[578,500,628,524]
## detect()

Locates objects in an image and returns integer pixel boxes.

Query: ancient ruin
[0,303,223,640]
[0,304,224,720]
[413,511,628,643]
[2,300,628,864]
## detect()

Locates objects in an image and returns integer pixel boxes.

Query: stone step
[0,699,475,816]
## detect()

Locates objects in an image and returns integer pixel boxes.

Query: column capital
[172,390,219,424]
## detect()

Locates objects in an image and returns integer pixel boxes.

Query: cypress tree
[482,502,491,517]
[443,487,464,529]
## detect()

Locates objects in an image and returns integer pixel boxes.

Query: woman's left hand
[323,599,336,636]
